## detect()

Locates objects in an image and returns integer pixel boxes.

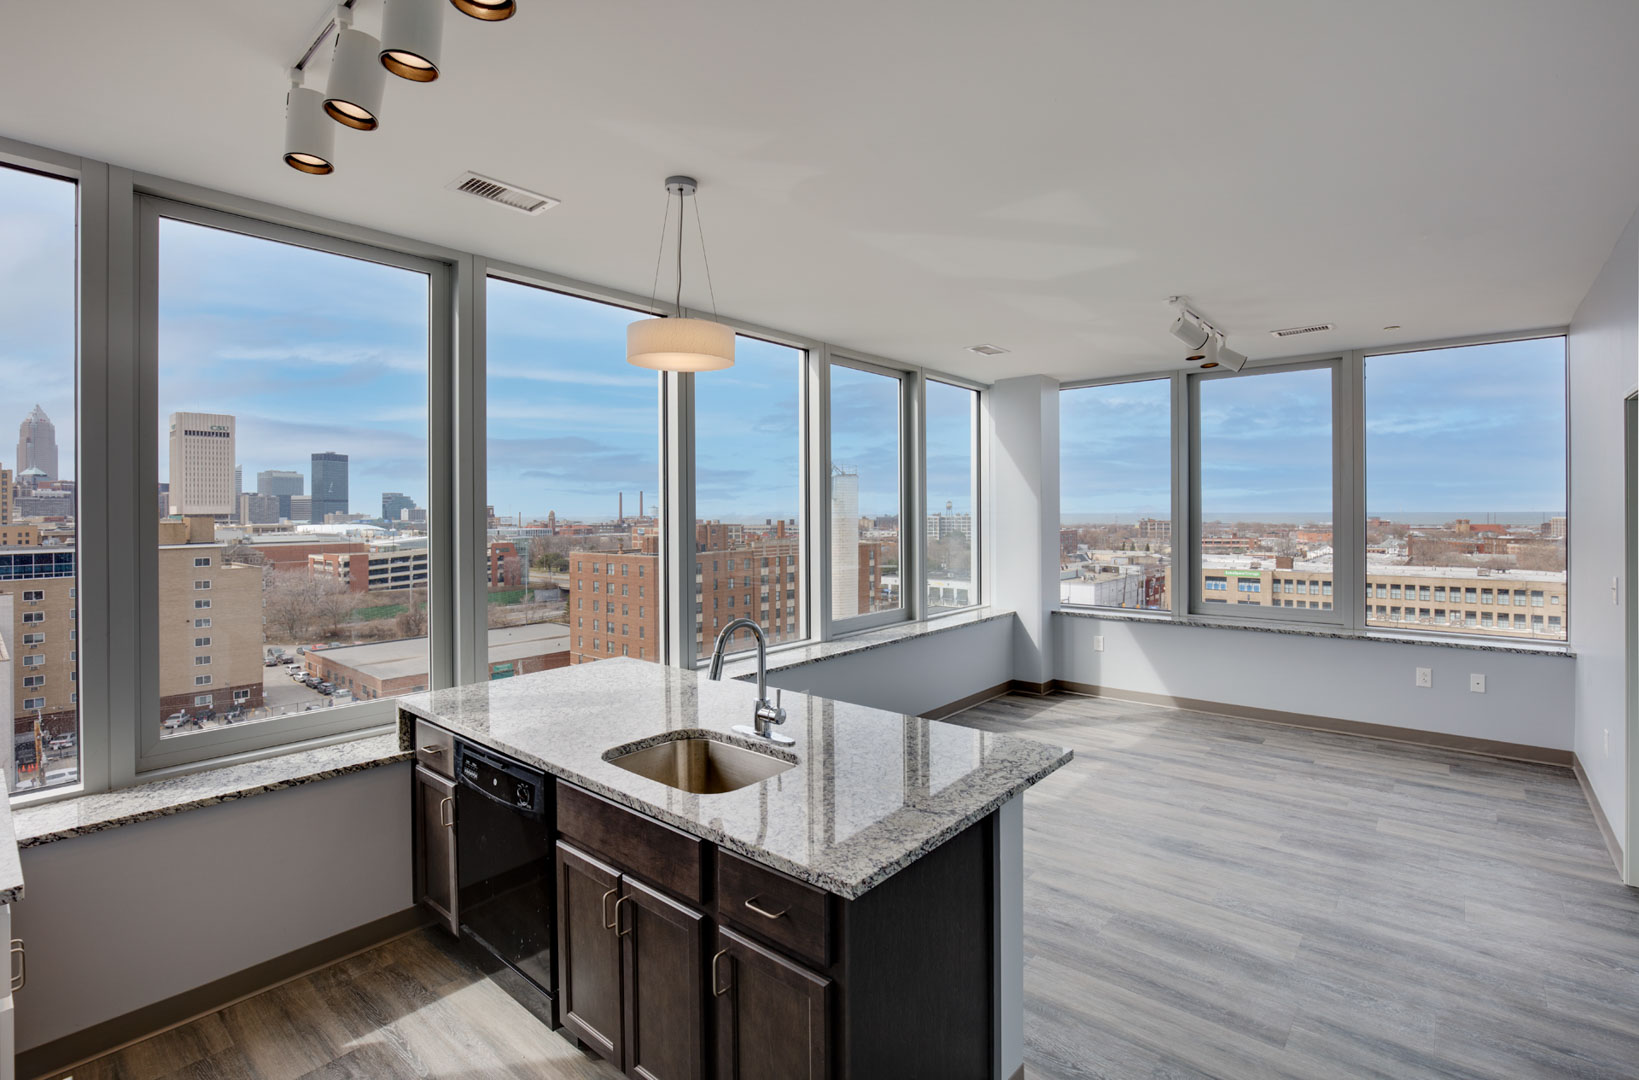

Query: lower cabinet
[712,926,830,1080]
[412,764,458,935]
[558,842,626,1066]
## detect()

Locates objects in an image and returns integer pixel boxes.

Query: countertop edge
[13,741,411,850]
[0,793,21,904]
[723,608,1014,681]
[397,699,1072,899]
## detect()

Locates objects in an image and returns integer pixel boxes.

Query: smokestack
[640,491,644,518]
[619,492,624,523]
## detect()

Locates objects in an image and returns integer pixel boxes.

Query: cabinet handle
[743,895,788,920]
[438,796,454,828]
[420,744,444,755]
[601,887,619,930]
[614,895,632,937]
[10,938,23,993]
[711,948,730,997]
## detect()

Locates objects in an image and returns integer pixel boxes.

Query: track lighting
[324,8,386,130]
[628,177,736,372]
[1169,296,1249,371]
[380,0,444,81]
[1169,307,1210,351]
[1198,334,1248,372]
[283,75,336,175]
[450,0,517,20]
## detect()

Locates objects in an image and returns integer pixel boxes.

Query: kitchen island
[397,659,1071,1080]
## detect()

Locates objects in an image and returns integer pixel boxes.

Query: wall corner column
[984,375,1060,686]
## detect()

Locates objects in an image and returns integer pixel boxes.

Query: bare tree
[263,570,358,642]
[395,587,428,637]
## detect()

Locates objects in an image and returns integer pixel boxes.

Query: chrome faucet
[707,618,793,745]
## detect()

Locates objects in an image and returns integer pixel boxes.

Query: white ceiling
[4,0,1638,382]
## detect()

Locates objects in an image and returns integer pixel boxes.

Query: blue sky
[0,167,77,481]
[1063,338,1566,522]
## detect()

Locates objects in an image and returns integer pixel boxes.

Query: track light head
[450,0,516,19]
[324,25,387,130]
[1170,308,1210,351]
[283,83,335,175]
[1196,334,1248,372]
[380,0,444,81]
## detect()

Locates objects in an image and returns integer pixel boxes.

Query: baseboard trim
[923,682,1014,720]
[1051,681,1574,767]
[18,906,430,1080]
[1572,753,1625,878]
[1007,679,1054,698]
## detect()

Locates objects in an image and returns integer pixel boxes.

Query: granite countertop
[720,607,1010,680]
[397,659,1070,899]
[11,734,408,849]
[0,792,21,904]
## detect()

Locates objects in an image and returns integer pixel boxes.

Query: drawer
[413,719,455,779]
[556,783,704,904]
[716,849,830,969]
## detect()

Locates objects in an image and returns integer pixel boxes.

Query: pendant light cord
[694,194,719,320]
[675,188,685,316]
[648,193,672,312]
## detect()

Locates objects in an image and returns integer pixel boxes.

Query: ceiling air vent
[966,343,1010,356]
[446,172,559,215]
[1269,322,1334,339]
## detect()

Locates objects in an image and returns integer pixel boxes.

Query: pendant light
[282,73,336,175]
[380,0,444,82]
[324,6,386,130]
[450,0,516,20]
[627,176,736,373]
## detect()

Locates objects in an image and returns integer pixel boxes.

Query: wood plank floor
[52,692,1639,1080]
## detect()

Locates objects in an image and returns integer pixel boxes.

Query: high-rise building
[237,492,279,525]
[255,469,304,520]
[830,467,860,620]
[0,464,10,525]
[234,465,242,502]
[289,495,313,522]
[310,452,348,523]
[167,412,235,516]
[16,405,58,482]
[382,492,415,521]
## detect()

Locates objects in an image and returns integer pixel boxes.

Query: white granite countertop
[397,659,1070,898]
[720,607,1009,680]
[12,734,408,849]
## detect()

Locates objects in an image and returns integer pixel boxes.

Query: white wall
[764,617,1015,717]
[1055,614,1577,751]
[1568,205,1639,853]
[986,377,1060,685]
[13,762,411,1051]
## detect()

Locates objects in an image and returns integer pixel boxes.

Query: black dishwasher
[455,740,556,1018]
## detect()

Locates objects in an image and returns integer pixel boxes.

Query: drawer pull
[10,938,23,993]
[601,887,619,931]
[711,948,731,996]
[437,797,454,829]
[419,744,444,754]
[615,895,632,938]
[743,895,788,921]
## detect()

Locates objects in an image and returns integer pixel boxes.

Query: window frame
[923,375,985,617]
[131,195,455,774]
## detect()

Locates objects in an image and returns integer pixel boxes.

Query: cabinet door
[413,765,458,935]
[557,842,625,1068]
[713,927,830,1080]
[622,877,706,1080]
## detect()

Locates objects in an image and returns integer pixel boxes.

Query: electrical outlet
[1093,636,1105,652]
[1415,667,1432,688]
[1469,674,1485,693]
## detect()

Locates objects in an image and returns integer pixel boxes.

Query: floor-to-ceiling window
[925,379,978,612]
[829,362,904,624]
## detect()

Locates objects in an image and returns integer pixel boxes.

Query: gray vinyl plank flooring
[54,691,1639,1079]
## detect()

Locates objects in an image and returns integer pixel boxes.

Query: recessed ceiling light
[966,344,1009,356]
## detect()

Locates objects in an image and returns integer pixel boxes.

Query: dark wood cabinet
[412,765,458,935]
[557,842,625,1067]
[622,877,707,1080]
[713,926,830,1080]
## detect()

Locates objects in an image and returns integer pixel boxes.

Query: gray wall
[765,617,1015,717]
[1054,613,1577,751]
[13,762,411,1051]
[985,378,1060,685]
[1568,204,1639,853]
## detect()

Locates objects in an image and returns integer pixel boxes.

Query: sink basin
[606,734,795,794]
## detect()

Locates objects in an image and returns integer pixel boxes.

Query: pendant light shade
[324,26,387,130]
[627,317,735,372]
[450,0,516,20]
[380,0,444,81]
[283,85,336,175]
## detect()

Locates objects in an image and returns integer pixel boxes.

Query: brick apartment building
[564,522,882,665]
[305,538,519,593]
[157,516,265,719]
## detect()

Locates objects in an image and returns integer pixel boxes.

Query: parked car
[316,681,335,696]
[47,734,75,750]
[163,710,188,731]
[302,674,323,689]
[295,646,308,656]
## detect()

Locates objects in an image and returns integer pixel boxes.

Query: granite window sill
[719,607,1012,680]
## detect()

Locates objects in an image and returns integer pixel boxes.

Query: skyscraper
[16,404,58,481]
[256,469,304,520]
[830,466,860,620]
[167,412,235,516]
[382,492,415,521]
[311,452,349,523]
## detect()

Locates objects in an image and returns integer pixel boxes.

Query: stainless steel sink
[606,734,794,794]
